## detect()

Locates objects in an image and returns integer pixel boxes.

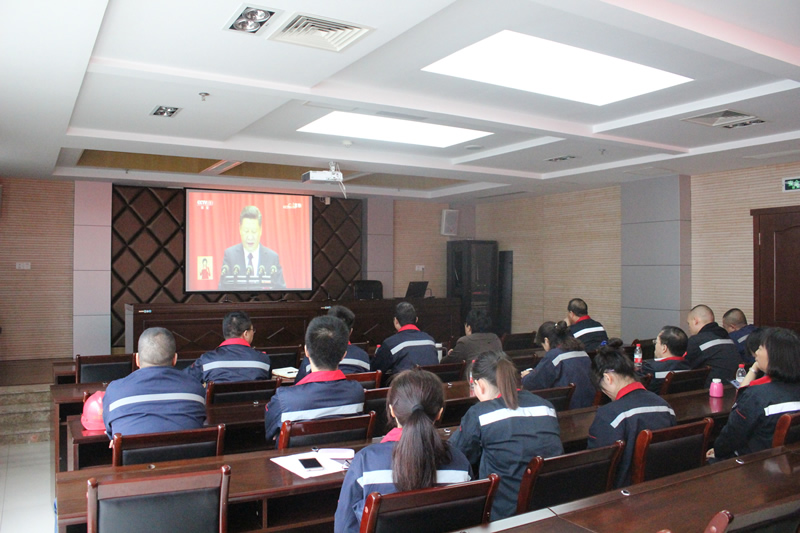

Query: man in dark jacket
[686,305,740,386]
[371,302,438,377]
[565,298,608,352]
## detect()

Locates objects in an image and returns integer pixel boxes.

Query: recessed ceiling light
[422,31,692,106]
[298,111,492,148]
[151,106,180,117]
[228,6,276,34]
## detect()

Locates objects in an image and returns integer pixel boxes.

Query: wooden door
[752,205,800,330]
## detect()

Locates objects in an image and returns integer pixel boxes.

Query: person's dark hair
[465,309,492,334]
[658,326,688,357]
[567,298,588,317]
[469,351,519,409]
[535,320,583,351]
[305,316,349,370]
[745,328,764,360]
[239,205,262,226]
[202,258,207,265]
[722,308,747,328]
[590,338,635,389]
[138,327,176,366]
[761,328,800,383]
[222,311,253,339]
[387,369,451,492]
[395,302,417,327]
[327,305,355,331]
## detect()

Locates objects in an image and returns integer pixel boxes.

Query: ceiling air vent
[271,15,371,52]
[682,110,761,128]
[545,155,577,162]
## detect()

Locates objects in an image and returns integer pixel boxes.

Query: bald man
[685,305,740,386]
[722,308,757,364]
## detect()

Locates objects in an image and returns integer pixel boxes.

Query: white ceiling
[1,0,799,202]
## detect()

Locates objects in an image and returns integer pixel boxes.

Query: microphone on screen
[258,265,266,277]
[246,265,253,277]
[233,265,240,277]
[221,265,229,277]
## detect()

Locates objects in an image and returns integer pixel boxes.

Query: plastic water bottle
[633,344,642,369]
[736,364,747,385]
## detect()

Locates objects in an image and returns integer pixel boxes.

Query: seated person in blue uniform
[587,339,676,487]
[185,310,271,383]
[103,327,206,438]
[334,369,472,533]
[264,316,365,441]
[708,327,800,461]
[450,351,563,520]
[295,305,371,382]
[640,325,690,393]
[440,309,503,376]
[565,298,608,352]
[371,302,438,378]
[522,320,594,409]
[686,304,740,386]
[722,308,759,365]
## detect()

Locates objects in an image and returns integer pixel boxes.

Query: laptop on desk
[405,281,428,298]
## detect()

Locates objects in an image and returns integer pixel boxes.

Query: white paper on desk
[271,451,351,479]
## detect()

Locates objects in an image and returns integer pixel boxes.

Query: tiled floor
[0,442,54,532]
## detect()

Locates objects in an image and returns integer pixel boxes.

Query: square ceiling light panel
[422,30,692,106]
[298,111,492,148]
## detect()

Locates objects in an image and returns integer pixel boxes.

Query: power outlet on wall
[15,262,31,270]
[415,265,425,272]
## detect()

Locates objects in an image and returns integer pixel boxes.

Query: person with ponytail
[334,369,472,533]
[587,339,676,487]
[521,320,595,408]
[450,351,563,520]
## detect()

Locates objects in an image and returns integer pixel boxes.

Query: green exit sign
[784,178,800,191]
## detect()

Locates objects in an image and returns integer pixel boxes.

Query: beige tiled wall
[476,187,622,337]
[691,161,800,322]
[393,200,451,299]
[0,177,74,360]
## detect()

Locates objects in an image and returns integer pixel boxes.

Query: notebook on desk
[405,281,428,298]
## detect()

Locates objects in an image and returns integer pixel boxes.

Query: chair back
[631,338,656,361]
[659,367,711,395]
[592,389,611,407]
[631,417,713,484]
[528,384,575,412]
[440,397,479,427]
[502,332,535,351]
[510,354,540,373]
[174,355,195,371]
[726,494,800,532]
[254,345,302,369]
[345,371,382,390]
[772,411,800,447]
[417,361,466,383]
[111,425,225,467]
[76,354,135,384]
[516,441,624,514]
[359,474,500,533]
[278,412,375,450]
[353,280,383,300]
[87,465,230,533]
[206,378,281,405]
[364,387,391,436]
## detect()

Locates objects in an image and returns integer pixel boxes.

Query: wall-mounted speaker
[440,209,459,236]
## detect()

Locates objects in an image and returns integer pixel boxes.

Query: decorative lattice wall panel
[111,186,362,347]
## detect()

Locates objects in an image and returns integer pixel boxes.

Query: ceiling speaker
[440,209,459,236]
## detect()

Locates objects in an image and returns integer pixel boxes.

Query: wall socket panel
[15,262,31,270]
[415,265,425,271]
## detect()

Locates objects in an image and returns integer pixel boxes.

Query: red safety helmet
[81,391,106,431]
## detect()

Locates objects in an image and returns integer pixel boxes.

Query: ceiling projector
[302,162,343,183]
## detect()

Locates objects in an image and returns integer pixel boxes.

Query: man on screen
[219,205,286,290]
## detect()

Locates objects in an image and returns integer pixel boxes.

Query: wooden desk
[125,299,462,356]
[53,362,76,385]
[63,381,476,471]
[51,382,107,473]
[557,385,737,452]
